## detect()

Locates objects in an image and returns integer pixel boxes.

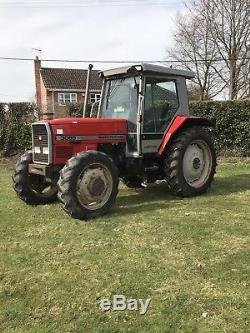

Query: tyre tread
[165,126,216,197]
[57,151,119,220]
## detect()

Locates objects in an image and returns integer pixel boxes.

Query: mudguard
[158,115,215,156]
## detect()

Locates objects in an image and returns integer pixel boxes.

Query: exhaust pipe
[83,63,93,118]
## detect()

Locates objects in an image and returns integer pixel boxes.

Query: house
[34,57,103,119]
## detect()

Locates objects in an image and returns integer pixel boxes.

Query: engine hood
[46,117,128,135]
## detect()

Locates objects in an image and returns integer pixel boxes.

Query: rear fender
[158,115,215,156]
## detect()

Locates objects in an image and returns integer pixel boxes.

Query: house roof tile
[40,67,102,91]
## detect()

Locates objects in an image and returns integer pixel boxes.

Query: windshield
[101,76,140,132]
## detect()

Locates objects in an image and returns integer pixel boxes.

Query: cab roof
[99,63,195,79]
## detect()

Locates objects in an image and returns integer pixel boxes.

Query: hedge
[0,103,37,157]
[0,100,249,157]
[190,100,250,156]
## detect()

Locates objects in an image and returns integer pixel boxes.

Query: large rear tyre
[58,151,119,220]
[13,151,58,204]
[165,126,216,197]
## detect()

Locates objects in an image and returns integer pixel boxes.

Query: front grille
[32,123,50,164]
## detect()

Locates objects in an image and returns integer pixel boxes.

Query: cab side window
[143,78,179,133]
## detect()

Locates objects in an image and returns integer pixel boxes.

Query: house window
[90,93,101,103]
[58,93,77,105]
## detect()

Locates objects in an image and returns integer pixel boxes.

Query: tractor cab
[98,64,195,156]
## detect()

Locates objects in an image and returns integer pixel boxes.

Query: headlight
[34,147,41,154]
[42,147,49,155]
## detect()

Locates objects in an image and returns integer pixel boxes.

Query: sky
[0,0,186,102]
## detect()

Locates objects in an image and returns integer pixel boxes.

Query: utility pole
[83,64,93,117]
[32,48,42,58]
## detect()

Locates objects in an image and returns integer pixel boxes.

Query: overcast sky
[0,0,186,102]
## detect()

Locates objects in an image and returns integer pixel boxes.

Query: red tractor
[13,64,216,220]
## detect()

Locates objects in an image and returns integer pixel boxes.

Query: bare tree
[197,0,250,99]
[169,0,250,100]
[168,5,225,100]
[237,61,250,99]
[187,82,207,101]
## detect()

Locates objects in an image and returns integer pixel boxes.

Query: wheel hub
[76,163,113,210]
[182,140,212,188]
[193,157,201,170]
[88,177,106,197]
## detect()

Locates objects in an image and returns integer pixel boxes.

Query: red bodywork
[158,116,188,155]
[158,115,213,155]
[48,118,128,165]
[46,115,210,165]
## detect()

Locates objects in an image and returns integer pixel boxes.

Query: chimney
[34,56,42,110]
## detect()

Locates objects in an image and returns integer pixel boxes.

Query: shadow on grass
[112,183,181,216]
[111,174,250,216]
[119,183,177,202]
[212,174,250,196]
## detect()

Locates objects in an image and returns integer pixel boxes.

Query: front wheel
[57,151,119,220]
[13,151,58,204]
[165,126,216,197]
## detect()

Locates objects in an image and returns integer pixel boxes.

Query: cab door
[125,76,142,157]
[99,76,141,157]
[142,76,179,154]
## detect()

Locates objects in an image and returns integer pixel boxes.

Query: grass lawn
[0,159,249,333]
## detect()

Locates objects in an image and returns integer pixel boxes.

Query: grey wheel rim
[182,140,212,188]
[76,163,113,210]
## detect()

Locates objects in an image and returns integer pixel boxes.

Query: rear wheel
[58,151,119,220]
[13,151,58,204]
[165,126,216,197]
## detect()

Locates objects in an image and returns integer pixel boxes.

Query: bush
[67,102,100,118]
[190,100,250,156]
[0,103,37,156]
[67,103,91,118]
[67,103,84,117]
